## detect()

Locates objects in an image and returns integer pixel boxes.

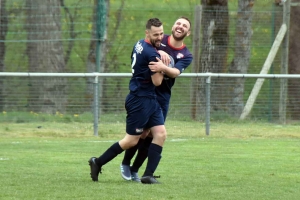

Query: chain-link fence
[1,72,299,135]
[1,1,299,132]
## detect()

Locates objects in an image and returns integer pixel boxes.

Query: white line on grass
[88,139,189,143]
[88,140,117,143]
[169,139,188,142]
[9,138,195,144]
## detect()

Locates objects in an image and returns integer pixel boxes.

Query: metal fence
[1,1,300,135]
[1,72,300,136]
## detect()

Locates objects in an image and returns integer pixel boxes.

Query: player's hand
[158,50,170,66]
[149,57,165,72]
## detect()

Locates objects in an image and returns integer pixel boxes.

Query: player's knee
[155,129,167,142]
[150,125,167,143]
[160,130,167,142]
[119,134,140,149]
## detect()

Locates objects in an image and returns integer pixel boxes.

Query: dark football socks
[95,142,123,166]
[142,143,162,177]
[121,138,145,165]
[131,136,153,173]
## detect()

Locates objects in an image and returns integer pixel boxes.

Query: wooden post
[240,24,287,120]
[191,5,202,120]
[279,0,290,124]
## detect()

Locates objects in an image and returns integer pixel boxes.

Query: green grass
[1,121,300,199]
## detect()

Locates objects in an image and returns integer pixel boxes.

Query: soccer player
[120,16,193,182]
[89,18,168,184]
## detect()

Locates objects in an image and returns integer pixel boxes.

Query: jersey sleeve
[146,47,161,75]
[147,46,161,62]
[174,55,193,74]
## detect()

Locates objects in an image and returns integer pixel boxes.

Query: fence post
[96,0,106,72]
[279,0,290,124]
[93,75,99,136]
[95,0,106,135]
[205,75,211,136]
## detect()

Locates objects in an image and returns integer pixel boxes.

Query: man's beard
[172,30,187,41]
[150,38,161,48]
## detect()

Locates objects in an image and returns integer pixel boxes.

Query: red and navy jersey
[128,39,161,98]
[156,34,193,103]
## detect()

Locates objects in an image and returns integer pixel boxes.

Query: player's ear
[145,29,150,38]
[186,30,191,37]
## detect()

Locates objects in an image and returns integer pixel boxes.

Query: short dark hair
[146,18,163,30]
[178,16,191,30]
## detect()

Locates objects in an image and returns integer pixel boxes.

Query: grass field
[1,121,300,200]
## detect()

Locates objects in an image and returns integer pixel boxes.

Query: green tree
[25,0,67,114]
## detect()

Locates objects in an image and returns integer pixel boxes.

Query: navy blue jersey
[128,39,161,98]
[156,35,193,116]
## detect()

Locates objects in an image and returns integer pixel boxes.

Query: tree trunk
[197,0,229,117]
[25,0,67,114]
[288,4,300,119]
[0,0,8,112]
[191,5,202,120]
[228,0,254,117]
[59,0,76,65]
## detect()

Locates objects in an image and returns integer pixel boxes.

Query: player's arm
[169,57,192,77]
[147,49,164,86]
[149,57,180,78]
[157,50,170,66]
[161,64,180,78]
[151,71,164,86]
[153,55,193,78]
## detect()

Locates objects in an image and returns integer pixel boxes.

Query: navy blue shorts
[157,96,170,122]
[125,93,164,135]
[159,103,169,122]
